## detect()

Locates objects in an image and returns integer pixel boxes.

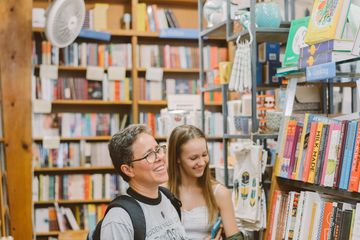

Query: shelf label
[33,99,52,113]
[86,66,104,81]
[306,62,336,82]
[108,66,126,80]
[40,65,58,79]
[168,94,201,110]
[146,67,163,81]
[43,136,60,149]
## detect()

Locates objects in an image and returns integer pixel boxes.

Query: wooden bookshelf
[52,100,132,106]
[34,65,132,72]
[34,199,112,205]
[34,166,115,173]
[137,68,200,73]
[33,136,111,141]
[35,231,60,237]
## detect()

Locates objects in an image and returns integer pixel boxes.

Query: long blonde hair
[167,125,217,223]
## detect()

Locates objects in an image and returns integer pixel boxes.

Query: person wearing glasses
[168,125,242,240]
[101,124,188,239]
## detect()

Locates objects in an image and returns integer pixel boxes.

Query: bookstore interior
[0,0,360,239]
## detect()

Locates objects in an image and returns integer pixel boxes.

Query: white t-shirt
[101,188,188,240]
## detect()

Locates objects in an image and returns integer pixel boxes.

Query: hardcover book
[283,17,310,67]
[305,0,352,44]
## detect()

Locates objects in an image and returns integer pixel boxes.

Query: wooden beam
[0,1,33,239]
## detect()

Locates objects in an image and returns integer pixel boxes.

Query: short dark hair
[108,124,151,182]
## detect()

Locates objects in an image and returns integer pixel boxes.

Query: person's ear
[120,164,135,178]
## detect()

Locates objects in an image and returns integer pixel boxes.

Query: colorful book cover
[315,124,330,184]
[299,50,353,68]
[339,120,358,190]
[288,124,303,179]
[283,17,310,67]
[302,122,318,182]
[348,121,360,192]
[333,120,349,188]
[308,122,324,183]
[300,39,353,59]
[280,120,297,178]
[320,201,334,240]
[322,123,342,187]
[305,0,351,44]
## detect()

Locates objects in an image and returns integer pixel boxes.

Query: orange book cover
[98,44,104,67]
[84,174,91,200]
[267,190,280,240]
[114,80,120,101]
[210,46,218,69]
[320,201,333,240]
[302,122,318,182]
[348,121,360,192]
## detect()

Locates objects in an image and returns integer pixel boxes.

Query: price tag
[86,66,104,81]
[40,65,58,79]
[33,99,52,113]
[145,67,163,81]
[167,94,201,110]
[43,136,60,149]
[108,66,126,80]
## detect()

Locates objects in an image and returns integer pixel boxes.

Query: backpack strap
[91,195,146,240]
[159,186,182,220]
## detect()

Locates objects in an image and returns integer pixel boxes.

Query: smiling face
[178,137,209,179]
[129,133,168,188]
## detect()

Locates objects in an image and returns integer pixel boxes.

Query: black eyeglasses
[132,145,167,164]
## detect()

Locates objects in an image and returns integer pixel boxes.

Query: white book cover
[35,208,49,232]
[32,177,39,202]
[63,207,80,230]
[298,192,321,240]
[293,191,305,240]
[54,203,65,232]
[351,203,360,240]
[105,173,111,199]
[92,174,103,199]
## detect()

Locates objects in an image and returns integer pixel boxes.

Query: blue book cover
[159,28,199,39]
[306,62,336,82]
[258,42,280,63]
[339,120,358,190]
[299,51,353,69]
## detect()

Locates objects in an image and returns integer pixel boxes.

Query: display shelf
[34,65,132,72]
[35,231,60,237]
[277,177,360,201]
[33,136,112,142]
[52,100,132,106]
[228,27,290,43]
[34,166,115,174]
[200,21,227,40]
[137,68,200,73]
[138,100,167,106]
[34,199,112,205]
[200,86,222,93]
[223,134,251,139]
[252,133,278,140]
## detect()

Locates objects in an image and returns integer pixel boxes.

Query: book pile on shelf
[33,3,128,32]
[136,3,180,32]
[32,41,132,68]
[32,113,123,138]
[278,0,358,75]
[257,42,281,86]
[137,45,199,69]
[35,204,105,233]
[33,142,112,168]
[268,191,360,240]
[33,174,125,201]
[277,113,360,193]
[34,75,131,102]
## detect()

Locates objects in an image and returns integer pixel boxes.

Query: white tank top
[181,184,221,239]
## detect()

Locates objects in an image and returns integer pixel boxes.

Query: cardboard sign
[145,67,163,81]
[43,136,60,149]
[86,66,104,81]
[40,65,58,79]
[33,99,52,113]
[108,66,126,80]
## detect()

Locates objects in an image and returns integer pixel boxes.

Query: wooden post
[0,1,33,239]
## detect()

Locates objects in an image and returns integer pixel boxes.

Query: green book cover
[283,17,310,67]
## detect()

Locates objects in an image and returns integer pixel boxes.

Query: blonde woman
[167,125,242,240]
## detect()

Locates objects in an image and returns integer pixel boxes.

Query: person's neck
[179,174,199,189]
[129,181,159,198]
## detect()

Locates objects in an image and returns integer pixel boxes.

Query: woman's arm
[214,185,239,237]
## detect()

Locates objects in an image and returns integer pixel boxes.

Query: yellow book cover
[124,78,130,101]
[305,0,351,45]
[137,3,147,32]
[94,4,109,31]
[293,113,309,180]
[275,116,290,176]
[308,122,324,183]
